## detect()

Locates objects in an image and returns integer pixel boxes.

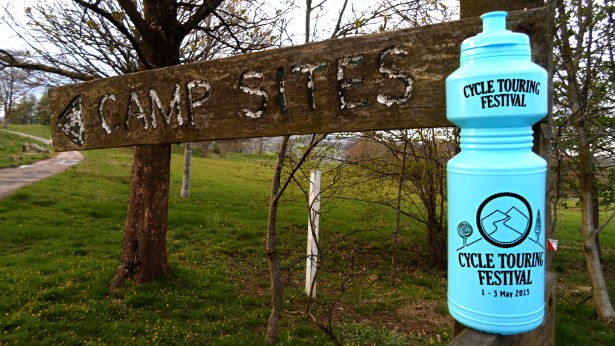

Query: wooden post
[306,169,320,297]
[181,142,192,198]
[451,1,555,344]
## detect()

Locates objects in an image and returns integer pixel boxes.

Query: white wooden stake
[306,169,321,297]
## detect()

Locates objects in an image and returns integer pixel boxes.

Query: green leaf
[85,20,99,30]
[111,12,126,22]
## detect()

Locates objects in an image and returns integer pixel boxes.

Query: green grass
[7,124,52,140]
[0,130,51,168]
[0,147,613,344]
[551,208,615,345]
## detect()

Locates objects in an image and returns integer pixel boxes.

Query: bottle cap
[460,11,530,62]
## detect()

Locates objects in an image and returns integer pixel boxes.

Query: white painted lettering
[291,62,328,110]
[99,93,118,134]
[125,91,148,130]
[377,46,413,107]
[239,70,269,118]
[337,55,368,109]
[150,84,183,128]
[186,80,211,125]
[277,67,288,115]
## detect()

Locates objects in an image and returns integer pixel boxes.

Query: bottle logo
[476,192,532,248]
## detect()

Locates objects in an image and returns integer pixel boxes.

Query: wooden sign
[49,7,549,151]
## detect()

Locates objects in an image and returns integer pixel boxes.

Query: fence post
[306,169,321,297]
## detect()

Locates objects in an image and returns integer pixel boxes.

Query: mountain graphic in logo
[480,207,530,244]
[476,192,533,248]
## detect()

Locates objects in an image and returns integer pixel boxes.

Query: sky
[0,0,41,119]
[0,1,345,49]
[0,0,38,50]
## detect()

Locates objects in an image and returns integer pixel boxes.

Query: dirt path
[2,129,52,145]
[0,130,84,199]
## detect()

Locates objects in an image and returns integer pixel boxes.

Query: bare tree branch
[73,0,152,68]
[116,0,151,41]
[182,0,224,34]
[0,50,95,81]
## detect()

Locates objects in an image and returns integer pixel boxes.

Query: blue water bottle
[446,12,548,334]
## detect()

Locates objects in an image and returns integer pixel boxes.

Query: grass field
[0,127,613,344]
[6,125,52,140]
[0,127,51,168]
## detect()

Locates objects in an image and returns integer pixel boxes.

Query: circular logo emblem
[476,192,532,248]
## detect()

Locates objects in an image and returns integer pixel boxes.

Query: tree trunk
[2,104,8,129]
[426,199,441,265]
[577,123,615,321]
[555,0,614,320]
[111,0,182,288]
[391,139,408,288]
[266,135,290,345]
[200,141,210,157]
[424,138,446,266]
[181,142,192,198]
[111,144,171,288]
[583,230,614,320]
[592,184,603,261]
[4,97,14,129]
[427,221,446,266]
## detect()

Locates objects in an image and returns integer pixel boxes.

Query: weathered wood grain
[50,7,549,151]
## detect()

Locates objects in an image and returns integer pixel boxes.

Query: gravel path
[0,130,84,199]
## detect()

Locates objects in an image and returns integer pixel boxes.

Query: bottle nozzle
[460,10,530,62]
[481,11,507,32]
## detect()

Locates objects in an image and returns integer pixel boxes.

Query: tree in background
[348,129,456,278]
[35,92,50,125]
[554,0,614,320]
[322,0,453,283]
[1,0,278,288]
[264,0,451,343]
[0,65,32,129]
[0,91,50,126]
[6,94,37,125]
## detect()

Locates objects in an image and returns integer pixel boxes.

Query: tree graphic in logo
[457,221,473,248]
[476,192,533,248]
[534,209,542,243]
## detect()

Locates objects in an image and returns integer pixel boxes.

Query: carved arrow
[56,95,85,146]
